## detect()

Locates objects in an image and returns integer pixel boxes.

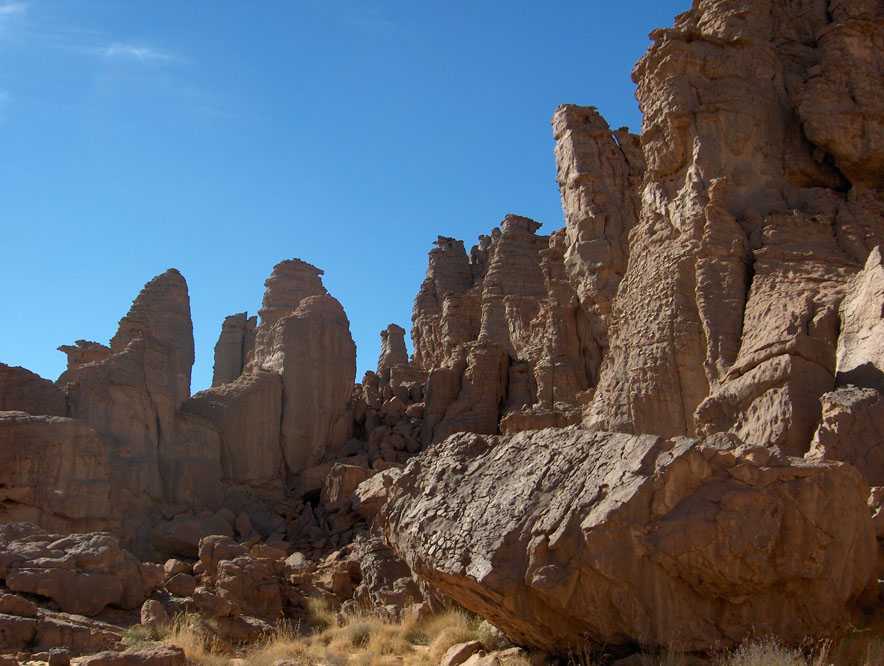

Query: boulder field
[0,0,883,660]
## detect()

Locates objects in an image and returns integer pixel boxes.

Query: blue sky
[0,0,686,392]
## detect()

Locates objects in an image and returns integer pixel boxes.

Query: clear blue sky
[0,0,686,392]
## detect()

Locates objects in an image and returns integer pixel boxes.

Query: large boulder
[0,523,145,616]
[807,387,884,485]
[380,428,876,652]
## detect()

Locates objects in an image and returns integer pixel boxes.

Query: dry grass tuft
[153,602,487,665]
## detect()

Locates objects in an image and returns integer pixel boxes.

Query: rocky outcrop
[256,294,356,475]
[552,104,644,381]
[182,371,284,492]
[836,246,884,391]
[0,413,115,533]
[0,364,66,416]
[108,268,194,408]
[583,0,884,446]
[381,428,876,652]
[57,340,112,384]
[411,215,593,442]
[0,523,145,617]
[377,324,408,382]
[807,387,884,486]
[211,312,256,387]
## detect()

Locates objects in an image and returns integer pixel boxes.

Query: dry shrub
[425,609,482,663]
[163,613,230,666]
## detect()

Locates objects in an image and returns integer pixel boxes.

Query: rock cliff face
[586,0,884,449]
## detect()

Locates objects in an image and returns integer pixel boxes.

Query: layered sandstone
[381,428,876,652]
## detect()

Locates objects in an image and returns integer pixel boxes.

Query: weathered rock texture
[255,293,356,475]
[552,104,645,381]
[0,364,66,416]
[411,215,591,442]
[378,324,408,382]
[0,413,114,533]
[211,312,256,387]
[57,340,112,384]
[584,0,884,449]
[836,246,884,391]
[807,387,884,486]
[381,428,876,652]
[0,523,145,617]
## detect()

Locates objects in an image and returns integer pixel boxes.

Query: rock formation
[0,0,883,660]
[585,0,884,448]
[380,428,876,652]
[255,293,356,476]
[56,340,111,384]
[377,324,408,382]
[210,312,256,387]
[0,413,114,533]
[0,364,66,417]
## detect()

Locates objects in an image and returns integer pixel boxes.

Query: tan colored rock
[216,555,282,620]
[139,562,164,594]
[0,523,145,617]
[199,534,249,580]
[181,370,284,490]
[165,572,197,597]
[109,268,194,407]
[0,592,37,618]
[0,363,66,416]
[321,464,372,512]
[381,429,876,652]
[211,311,257,387]
[163,558,191,578]
[836,246,884,391]
[352,468,402,521]
[441,641,484,666]
[0,412,115,532]
[0,612,38,649]
[139,599,168,630]
[378,323,409,382]
[256,294,356,474]
[57,340,112,384]
[807,387,884,485]
[412,236,477,372]
[796,0,884,188]
[253,258,327,339]
[59,269,222,544]
[73,645,186,666]
[34,611,122,655]
[586,0,883,441]
[553,105,644,383]
[151,512,233,558]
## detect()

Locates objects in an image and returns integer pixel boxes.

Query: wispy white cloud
[101,42,177,63]
[0,2,27,17]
